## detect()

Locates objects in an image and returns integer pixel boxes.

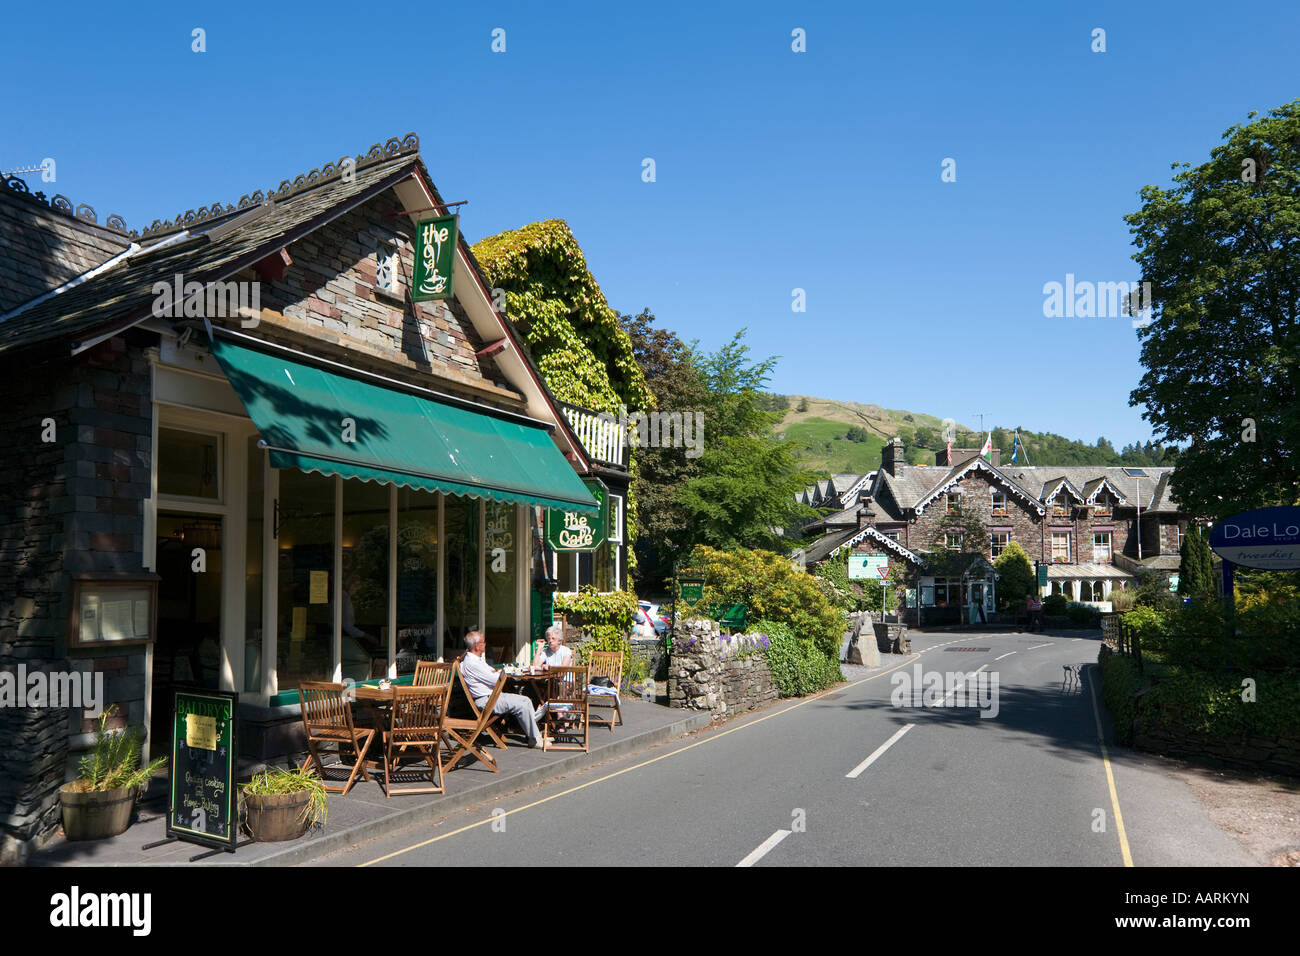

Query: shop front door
[151,511,223,747]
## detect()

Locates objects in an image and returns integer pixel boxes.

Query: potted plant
[60,708,167,841]
[240,766,328,842]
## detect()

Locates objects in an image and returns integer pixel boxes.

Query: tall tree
[674,331,819,554]
[1127,100,1300,519]
[620,309,709,589]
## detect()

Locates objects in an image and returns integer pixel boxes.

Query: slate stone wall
[668,619,777,719]
[0,333,152,863]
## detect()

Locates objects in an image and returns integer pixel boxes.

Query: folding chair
[542,665,590,753]
[382,685,451,797]
[586,650,624,731]
[413,660,454,693]
[455,662,511,751]
[298,681,375,795]
[442,671,508,772]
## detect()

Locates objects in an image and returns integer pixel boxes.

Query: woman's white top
[539,645,573,667]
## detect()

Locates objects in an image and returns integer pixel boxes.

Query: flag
[980,431,993,462]
[1010,431,1020,464]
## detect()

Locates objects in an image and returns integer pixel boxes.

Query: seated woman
[532,624,573,668]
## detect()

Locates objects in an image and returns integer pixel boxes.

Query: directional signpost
[878,563,890,621]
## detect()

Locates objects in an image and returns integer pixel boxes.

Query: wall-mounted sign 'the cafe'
[545,478,608,552]
[412,213,458,301]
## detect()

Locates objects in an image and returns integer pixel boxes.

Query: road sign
[849,552,889,580]
[876,565,890,579]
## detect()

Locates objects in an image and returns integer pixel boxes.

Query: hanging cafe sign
[412,213,458,301]
[544,478,609,552]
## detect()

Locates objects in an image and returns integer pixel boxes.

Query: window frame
[1051,531,1072,563]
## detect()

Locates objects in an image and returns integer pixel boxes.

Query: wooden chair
[442,670,508,772]
[454,662,511,751]
[298,681,375,795]
[382,685,451,797]
[542,665,590,753]
[413,660,454,693]
[586,650,624,731]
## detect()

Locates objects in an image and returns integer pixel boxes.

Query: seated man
[460,630,548,748]
[532,624,573,669]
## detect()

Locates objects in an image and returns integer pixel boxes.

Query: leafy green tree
[925,500,991,579]
[1126,100,1300,519]
[675,331,819,553]
[993,540,1035,611]
[621,309,709,588]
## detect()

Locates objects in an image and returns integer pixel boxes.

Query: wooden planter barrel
[242,790,312,842]
[59,783,135,841]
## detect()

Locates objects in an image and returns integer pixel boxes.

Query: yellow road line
[357,654,922,866]
[1086,665,1134,867]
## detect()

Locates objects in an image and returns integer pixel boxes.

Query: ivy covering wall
[473,219,653,578]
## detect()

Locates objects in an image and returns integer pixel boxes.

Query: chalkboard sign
[167,688,238,853]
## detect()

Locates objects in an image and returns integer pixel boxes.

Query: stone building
[0,134,604,860]
[797,439,1187,621]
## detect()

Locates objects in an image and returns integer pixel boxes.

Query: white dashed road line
[845,723,916,779]
[994,651,1016,661]
[737,829,792,867]
[1026,642,1053,650]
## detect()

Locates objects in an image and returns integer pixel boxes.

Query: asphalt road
[308,630,1256,867]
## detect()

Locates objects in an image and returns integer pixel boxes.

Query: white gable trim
[828,525,921,565]
[1085,476,1129,506]
[1042,477,1085,505]
[914,458,1045,517]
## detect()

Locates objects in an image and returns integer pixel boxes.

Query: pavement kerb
[214,710,714,867]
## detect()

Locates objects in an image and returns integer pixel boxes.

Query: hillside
[774,394,1175,475]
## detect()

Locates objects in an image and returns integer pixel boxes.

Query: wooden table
[504,671,550,707]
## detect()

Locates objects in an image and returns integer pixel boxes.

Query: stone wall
[1131,726,1300,778]
[0,332,152,863]
[668,619,777,719]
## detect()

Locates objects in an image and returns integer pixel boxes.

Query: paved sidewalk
[29,699,709,867]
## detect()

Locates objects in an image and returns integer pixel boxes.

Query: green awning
[209,338,598,513]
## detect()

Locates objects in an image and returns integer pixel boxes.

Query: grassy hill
[774,394,1175,476]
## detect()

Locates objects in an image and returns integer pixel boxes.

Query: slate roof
[0,144,420,359]
[0,187,132,313]
[869,459,1178,515]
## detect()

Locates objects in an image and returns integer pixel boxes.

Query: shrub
[1066,602,1102,628]
[1043,593,1069,617]
[1121,605,1168,647]
[1109,588,1137,612]
[757,619,843,697]
[686,545,846,660]
[1098,645,1144,745]
[993,541,1035,611]
[1138,668,1300,740]
[555,587,639,677]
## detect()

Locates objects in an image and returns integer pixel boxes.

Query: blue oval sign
[1207,506,1300,570]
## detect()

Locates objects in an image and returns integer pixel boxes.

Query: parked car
[638,601,670,636]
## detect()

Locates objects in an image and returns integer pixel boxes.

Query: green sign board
[168,688,238,853]
[678,576,705,607]
[1037,564,1048,587]
[545,478,608,552]
[848,552,890,580]
[412,213,458,301]
[1168,573,1179,593]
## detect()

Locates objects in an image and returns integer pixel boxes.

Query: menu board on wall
[167,688,239,853]
[69,573,159,648]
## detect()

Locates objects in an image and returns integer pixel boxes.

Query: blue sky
[3,0,1297,447]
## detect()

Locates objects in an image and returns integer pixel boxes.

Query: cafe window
[608,495,624,544]
[484,502,519,663]
[340,477,391,682]
[443,495,480,651]
[1093,531,1112,564]
[1051,532,1071,563]
[158,427,222,501]
[396,488,439,668]
[990,490,1007,515]
[990,532,1009,559]
[554,540,619,594]
[275,468,336,688]
[244,437,264,693]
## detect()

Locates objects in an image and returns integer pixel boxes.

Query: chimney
[881,438,904,476]
[857,495,877,529]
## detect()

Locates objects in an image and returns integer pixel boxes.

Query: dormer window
[1052,494,1071,516]
[991,490,1007,515]
[1093,492,1112,517]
